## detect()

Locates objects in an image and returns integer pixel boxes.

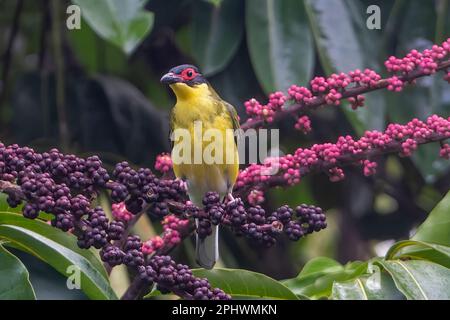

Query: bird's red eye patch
[180,68,197,81]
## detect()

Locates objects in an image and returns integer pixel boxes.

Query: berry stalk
[242,38,450,130]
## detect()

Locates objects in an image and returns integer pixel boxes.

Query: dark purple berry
[100,245,125,266]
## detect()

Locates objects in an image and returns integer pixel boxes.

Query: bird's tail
[195,220,218,269]
[188,189,219,269]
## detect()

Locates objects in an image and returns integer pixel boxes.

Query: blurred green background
[0,0,449,299]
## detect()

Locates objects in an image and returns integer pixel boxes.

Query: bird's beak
[160,72,181,84]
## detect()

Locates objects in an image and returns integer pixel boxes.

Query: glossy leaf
[72,0,154,54]
[378,260,450,300]
[0,212,116,300]
[209,42,264,110]
[192,268,298,299]
[331,271,404,300]
[386,240,450,269]
[246,0,314,92]
[282,257,368,299]
[0,243,36,300]
[296,257,343,277]
[387,240,450,259]
[192,0,244,76]
[305,0,385,133]
[412,190,450,246]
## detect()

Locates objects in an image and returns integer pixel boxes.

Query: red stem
[241,59,450,130]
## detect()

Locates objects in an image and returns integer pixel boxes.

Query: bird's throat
[169,82,210,101]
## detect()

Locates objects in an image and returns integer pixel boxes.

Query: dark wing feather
[169,110,175,150]
[223,100,241,147]
[207,83,241,147]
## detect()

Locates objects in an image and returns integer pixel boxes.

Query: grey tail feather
[195,220,219,269]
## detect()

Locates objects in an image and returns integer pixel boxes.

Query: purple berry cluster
[0,142,228,300]
[1,142,325,300]
[108,161,187,215]
[138,255,230,300]
[285,205,327,241]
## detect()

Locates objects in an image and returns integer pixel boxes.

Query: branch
[236,115,450,192]
[241,59,450,130]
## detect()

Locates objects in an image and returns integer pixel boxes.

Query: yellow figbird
[161,64,240,269]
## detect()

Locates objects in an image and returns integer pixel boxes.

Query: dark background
[0,0,449,298]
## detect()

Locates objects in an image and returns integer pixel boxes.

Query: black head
[160,64,207,86]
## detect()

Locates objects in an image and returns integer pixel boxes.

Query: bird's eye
[181,68,197,80]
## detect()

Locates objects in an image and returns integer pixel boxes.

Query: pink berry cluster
[387,76,405,92]
[348,69,381,87]
[362,160,377,177]
[247,189,265,205]
[242,38,450,130]
[439,143,450,159]
[288,85,313,105]
[348,95,365,110]
[244,92,287,123]
[294,115,312,134]
[112,202,133,222]
[236,114,450,189]
[244,66,382,124]
[142,214,190,255]
[384,39,450,90]
[154,153,173,173]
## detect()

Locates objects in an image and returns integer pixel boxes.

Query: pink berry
[154,153,173,173]
[439,144,450,159]
[294,115,312,134]
[363,160,377,176]
[348,95,365,110]
[112,202,133,222]
[247,189,265,206]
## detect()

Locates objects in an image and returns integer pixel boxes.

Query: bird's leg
[225,192,239,206]
[177,179,188,192]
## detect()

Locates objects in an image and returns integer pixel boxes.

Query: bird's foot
[225,193,240,205]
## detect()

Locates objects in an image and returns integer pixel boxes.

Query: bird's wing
[221,100,241,147]
[169,110,175,150]
[207,82,241,146]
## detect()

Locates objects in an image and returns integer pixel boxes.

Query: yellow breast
[169,83,239,205]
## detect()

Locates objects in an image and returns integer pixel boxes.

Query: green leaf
[377,260,450,300]
[0,243,36,300]
[205,0,222,7]
[72,0,154,55]
[282,257,368,299]
[192,0,244,76]
[386,240,450,269]
[296,257,343,277]
[412,190,450,246]
[0,193,22,213]
[0,212,116,300]
[305,0,385,133]
[305,0,362,73]
[246,0,314,92]
[209,42,264,108]
[192,268,298,299]
[331,271,404,300]
[143,286,164,299]
[387,240,450,259]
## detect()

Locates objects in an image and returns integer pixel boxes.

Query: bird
[160,64,240,269]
